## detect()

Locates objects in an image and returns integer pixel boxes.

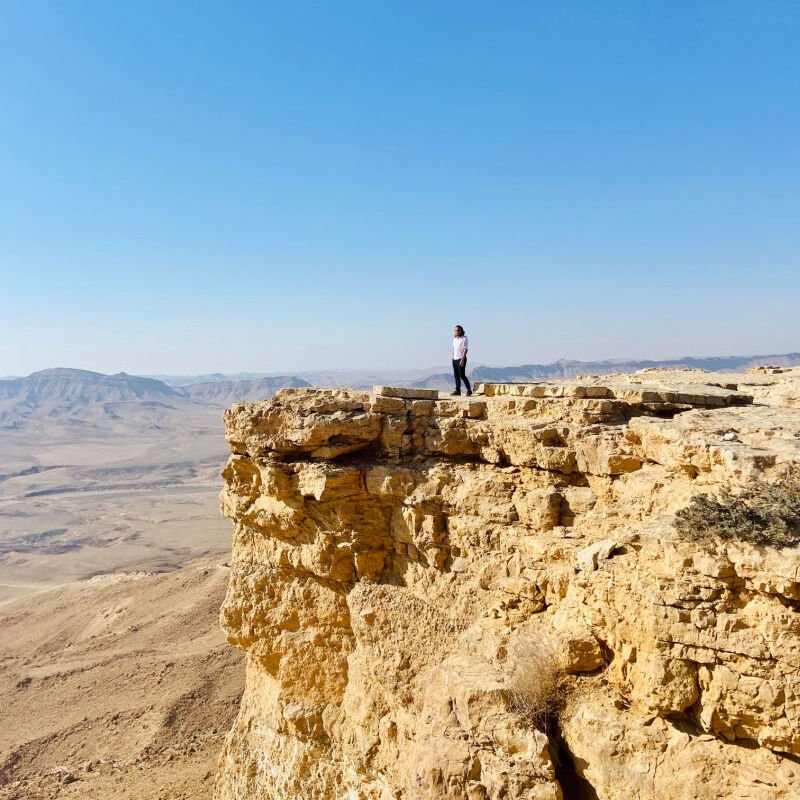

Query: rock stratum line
[215,368,800,800]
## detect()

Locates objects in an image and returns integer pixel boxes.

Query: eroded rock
[215,374,800,799]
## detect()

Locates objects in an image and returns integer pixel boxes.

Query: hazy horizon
[2,2,798,375]
[3,348,800,383]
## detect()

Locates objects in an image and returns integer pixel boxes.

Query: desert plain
[0,371,244,799]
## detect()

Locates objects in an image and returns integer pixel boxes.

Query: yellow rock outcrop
[215,370,800,799]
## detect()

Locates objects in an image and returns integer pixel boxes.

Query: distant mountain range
[181,376,310,404]
[150,368,442,389]
[410,352,800,389]
[0,369,308,406]
[0,369,309,431]
[148,372,287,387]
[2,353,798,430]
[0,368,183,403]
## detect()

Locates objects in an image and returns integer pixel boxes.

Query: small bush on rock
[675,471,800,548]
[506,634,566,732]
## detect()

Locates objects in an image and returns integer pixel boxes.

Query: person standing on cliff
[451,325,472,396]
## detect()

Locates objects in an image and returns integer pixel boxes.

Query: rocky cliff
[214,368,800,800]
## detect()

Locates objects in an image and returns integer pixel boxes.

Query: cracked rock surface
[215,371,800,800]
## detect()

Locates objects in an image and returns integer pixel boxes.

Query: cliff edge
[215,368,800,799]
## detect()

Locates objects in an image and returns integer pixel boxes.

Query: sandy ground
[0,557,245,800]
[0,400,245,798]
[0,406,232,603]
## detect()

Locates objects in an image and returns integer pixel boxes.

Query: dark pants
[452,358,471,393]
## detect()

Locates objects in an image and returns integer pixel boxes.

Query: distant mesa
[181,376,311,405]
[0,368,310,406]
[0,367,182,403]
[0,368,310,430]
[151,371,264,387]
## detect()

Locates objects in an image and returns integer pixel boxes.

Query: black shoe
[466,390,472,396]
[450,391,461,396]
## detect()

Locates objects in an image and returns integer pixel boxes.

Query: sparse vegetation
[506,633,567,732]
[674,470,800,548]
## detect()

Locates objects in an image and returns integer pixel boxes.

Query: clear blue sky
[1,1,798,375]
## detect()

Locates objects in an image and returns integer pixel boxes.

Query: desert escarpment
[216,369,800,799]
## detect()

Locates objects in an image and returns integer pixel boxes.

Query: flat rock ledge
[373,385,440,400]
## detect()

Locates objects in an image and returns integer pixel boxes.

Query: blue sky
[1,1,798,375]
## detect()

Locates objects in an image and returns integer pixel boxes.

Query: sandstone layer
[215,370,800,800]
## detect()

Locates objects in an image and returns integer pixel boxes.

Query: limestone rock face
[215,375,800,800]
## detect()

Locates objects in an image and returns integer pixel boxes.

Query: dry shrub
[506,633,566,731]
[674,469,800,549]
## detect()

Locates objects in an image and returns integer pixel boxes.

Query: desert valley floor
[0,376,241,799]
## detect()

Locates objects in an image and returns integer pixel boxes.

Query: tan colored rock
[216,376,800,800]
[549,607,605,673]
[576,538,619,572]
[374,385,439,399]
[561,692,800,799]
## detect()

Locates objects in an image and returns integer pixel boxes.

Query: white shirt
[452,336,469,360]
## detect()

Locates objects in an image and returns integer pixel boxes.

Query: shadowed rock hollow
[214,368,800,799]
